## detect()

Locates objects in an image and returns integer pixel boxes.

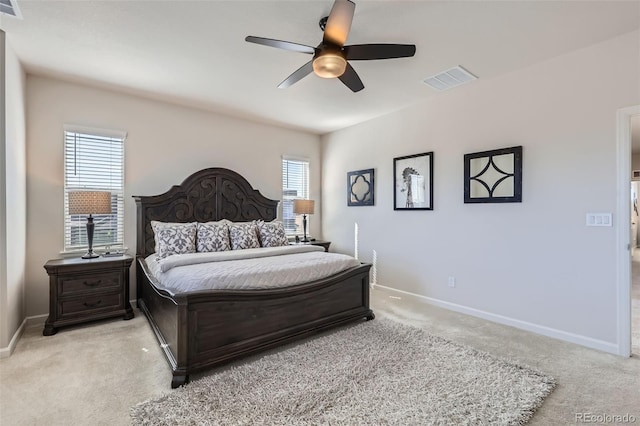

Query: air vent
[0,0,22,19]
[424,66,477,91]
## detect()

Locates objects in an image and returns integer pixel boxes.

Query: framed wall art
[464,146,522,203]
[347,168,375,206]
[393,152,433,210]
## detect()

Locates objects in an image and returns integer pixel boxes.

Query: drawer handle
[83,280,102,287]
[83,300,102,308]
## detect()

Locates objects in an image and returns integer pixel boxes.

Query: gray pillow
[151,221,197,259]
[257,220,289,248]
[197,221,230,252]
[229,221,260,250]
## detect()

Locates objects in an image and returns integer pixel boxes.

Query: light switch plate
[586,213,612,227]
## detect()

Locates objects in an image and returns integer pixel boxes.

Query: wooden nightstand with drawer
[43,255,134,336]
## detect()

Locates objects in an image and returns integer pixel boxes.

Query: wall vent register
[424,65,477,91]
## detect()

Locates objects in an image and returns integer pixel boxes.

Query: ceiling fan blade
[278,60,314,89]
[338,63,364,92]
[345,44,416,60]
[245,36,315,54]
[322,0,355,47]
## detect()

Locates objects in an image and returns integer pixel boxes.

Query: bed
[134,167,374,388]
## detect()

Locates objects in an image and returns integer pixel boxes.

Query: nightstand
[294,240,331,252]
[43,255,134,336]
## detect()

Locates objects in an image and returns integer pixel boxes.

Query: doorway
[632,180,640,355]
[618,106,640,357]
[631,116,640,356]
[632,249,640,355]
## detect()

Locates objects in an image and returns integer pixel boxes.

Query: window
[282,158,309,235]
[63,127,126,252]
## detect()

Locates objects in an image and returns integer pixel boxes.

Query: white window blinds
[63,128,125,251]
[282,158,310,235]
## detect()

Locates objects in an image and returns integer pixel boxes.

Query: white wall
[26,75,321,317]
[322,30,640,352]
[0,31,27,352]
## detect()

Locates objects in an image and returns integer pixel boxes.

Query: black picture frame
[393,152,434,210]
[464,146,522,203]
[347,169,375,206]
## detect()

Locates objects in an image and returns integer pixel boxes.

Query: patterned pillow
[151,221,197,259]
[257,220,289,248]
[197,221,230,252]
[228,221,260,250]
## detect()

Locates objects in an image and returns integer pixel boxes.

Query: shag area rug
[131,319,555,425]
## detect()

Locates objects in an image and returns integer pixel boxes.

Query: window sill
[60,246,129,257]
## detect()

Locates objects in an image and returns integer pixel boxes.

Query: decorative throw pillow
[196,221,230,252]
[228,221,260,250]
[151,221,197,259]
[257,220,289,248]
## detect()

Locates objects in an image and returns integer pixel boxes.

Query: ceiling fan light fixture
[245,0,416,91]
[313,52,347,78]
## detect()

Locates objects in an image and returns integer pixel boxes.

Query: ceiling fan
[245,0,416,93]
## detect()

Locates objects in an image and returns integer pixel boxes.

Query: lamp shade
[68,191,112,215]
[293,199,315,215]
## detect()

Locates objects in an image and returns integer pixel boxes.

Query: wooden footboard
[137,257,373,388]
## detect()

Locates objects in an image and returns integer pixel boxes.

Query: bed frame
[134,167,373,388]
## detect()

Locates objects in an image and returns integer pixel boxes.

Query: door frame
[616,105,640,357]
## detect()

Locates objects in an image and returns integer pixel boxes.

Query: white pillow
[151,221,197,259]
[197,221,230,252]
[257,220,289,248]
[228,221,260,250]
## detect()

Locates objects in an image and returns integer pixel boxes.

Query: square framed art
[393,152,433,210]
[464,146,522,203]
[347,168,375,206]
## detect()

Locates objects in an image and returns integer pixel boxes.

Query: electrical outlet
[448,276,456,288]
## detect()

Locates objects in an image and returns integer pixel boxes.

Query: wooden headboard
[133,168,279,257]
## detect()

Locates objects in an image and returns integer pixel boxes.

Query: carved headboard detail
[133,168,279,257]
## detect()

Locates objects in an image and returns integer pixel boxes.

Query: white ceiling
[1,1,639,135]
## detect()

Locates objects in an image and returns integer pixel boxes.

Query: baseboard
[0,318,26,359]
[0,314,48,359]
[374,284,620,355]
[26,313,47,327]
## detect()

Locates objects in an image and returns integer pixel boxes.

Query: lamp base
[82,215,98,259]
[301,214,309,243]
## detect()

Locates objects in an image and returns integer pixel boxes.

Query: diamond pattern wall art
[464,146,522,203]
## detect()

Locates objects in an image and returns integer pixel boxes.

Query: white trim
[63,128,126,252]
[281,154,310,163]
[63,124,127,140]
[59,246,129,256]
[375,284,619,354]
[0,314,49,358]
[0,320,24,358]
[616,105,640,357]
[0,317,25,358]
[26,313,48,326]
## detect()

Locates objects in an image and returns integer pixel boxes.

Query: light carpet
[131,319,555,425]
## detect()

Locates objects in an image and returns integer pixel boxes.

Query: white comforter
[145,245,361,294]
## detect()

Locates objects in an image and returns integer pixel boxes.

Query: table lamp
[293,199,315,243]
[68,191,112,259]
